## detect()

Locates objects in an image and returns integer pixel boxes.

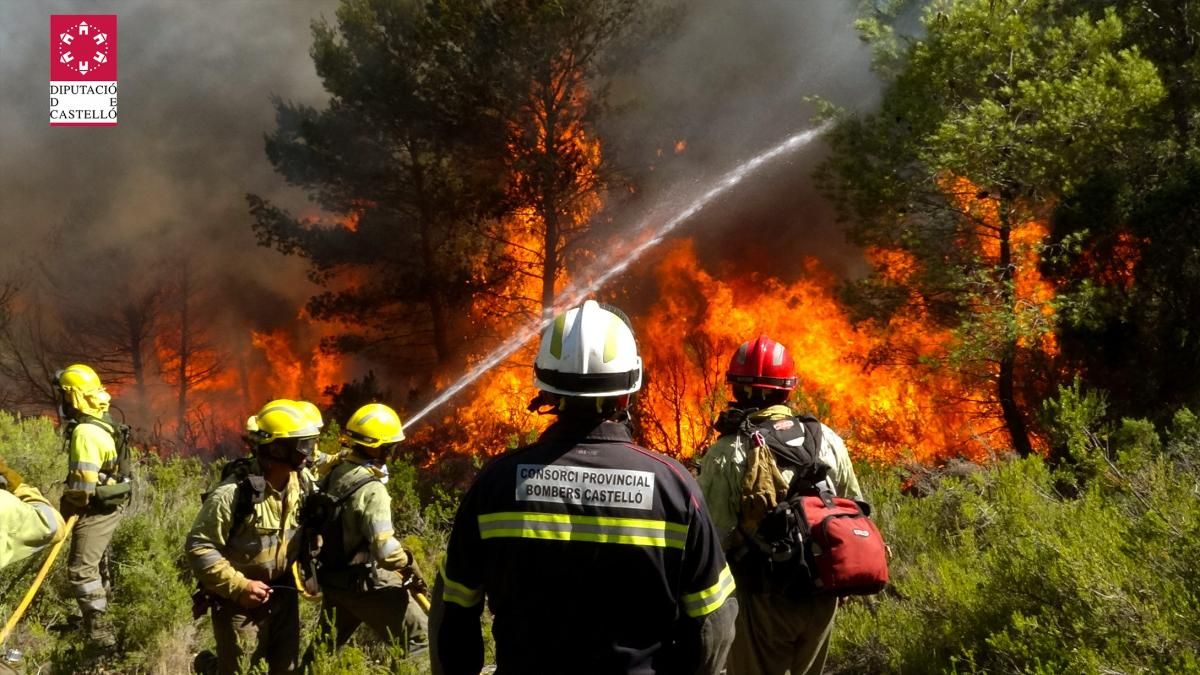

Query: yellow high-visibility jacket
[63,417,119,509]
[185,472,301,604]
[0,485,67,568]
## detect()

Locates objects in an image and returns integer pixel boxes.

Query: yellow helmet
[295,401,324,430]
[344,403,405,448]
[248,399,320,445]
[57,364,104,393]
[56,363,111,416]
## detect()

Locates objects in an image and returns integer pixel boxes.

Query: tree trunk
[126,308,147,424]
[409,144,453,366]
[541,207,559,315]
[177,263,190,439]
[538,76,561,317]
[997,205,1034,458]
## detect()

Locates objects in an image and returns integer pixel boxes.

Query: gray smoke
[0,0,881,422]
[0,0,338,313]
[602,0,879,280]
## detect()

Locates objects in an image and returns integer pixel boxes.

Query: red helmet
[726,335,797,391]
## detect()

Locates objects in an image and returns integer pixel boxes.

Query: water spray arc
[405,123,831,428]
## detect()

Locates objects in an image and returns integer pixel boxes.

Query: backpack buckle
[750,430,767,448]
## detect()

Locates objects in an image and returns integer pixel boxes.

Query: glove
[0,457,23,492]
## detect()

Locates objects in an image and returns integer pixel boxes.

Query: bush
[5,397,1200,673]
[828,406,1200,674]
[0,414,445,674]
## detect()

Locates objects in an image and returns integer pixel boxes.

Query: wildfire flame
[634,239,1004,463]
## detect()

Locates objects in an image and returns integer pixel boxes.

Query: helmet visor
[277,436,318,458]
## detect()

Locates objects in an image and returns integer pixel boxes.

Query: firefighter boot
[83,609,117,649]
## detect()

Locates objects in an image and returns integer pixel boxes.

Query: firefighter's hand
[0,458,23,492]
[238,580,272,608]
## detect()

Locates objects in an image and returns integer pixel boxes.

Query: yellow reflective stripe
[477,512,688,550]
[683,564,736,618]
[603,313,621,363]
[71,469,100,482]
[439,562,483,608]
[550,313,567,359]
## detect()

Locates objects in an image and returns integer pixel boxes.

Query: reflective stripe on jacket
[322,453,406,570]
[435,418,734,675]
[185,472,301,602]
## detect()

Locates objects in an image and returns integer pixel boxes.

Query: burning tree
[249,0,512,374]
[483,0,646,317]
[1045,1,1200,422]
[250,0,661,457]
[156,259,227,444]
[819,0,1164,456]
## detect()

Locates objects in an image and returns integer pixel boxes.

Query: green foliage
[5,400,1199,673]
[1041,375,1110,481]
[0,413,452,674]
[829,410,1200,674]
[822,0,1167,457]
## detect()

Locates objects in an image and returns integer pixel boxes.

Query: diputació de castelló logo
[50,15,118,126]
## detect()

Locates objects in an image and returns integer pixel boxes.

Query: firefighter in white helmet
[431,300,737,675]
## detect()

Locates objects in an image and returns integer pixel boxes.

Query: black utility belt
[93,480,132,507]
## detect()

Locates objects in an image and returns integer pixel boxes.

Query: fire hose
[288,561,430,611]
[0,514,79,645]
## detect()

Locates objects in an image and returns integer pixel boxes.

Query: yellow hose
[0,514,79,645]
[291,561,321,601]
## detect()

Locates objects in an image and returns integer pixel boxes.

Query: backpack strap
[309,470,381,573]
[744,414,831,495]
[230,474,267,534]
[74,416,133,479]
[337,474,379,505]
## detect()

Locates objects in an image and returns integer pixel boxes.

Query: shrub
[829,408,1200,673]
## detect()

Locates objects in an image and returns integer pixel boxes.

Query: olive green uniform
[313,453,421,649]
[61,416,128,643]
[699,404,864,675]
[186,469,303,675]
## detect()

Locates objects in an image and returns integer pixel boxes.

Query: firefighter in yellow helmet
[55,364,132,648]
[186,400,317,675]
[295,400,339,477]
[300,403,424,664]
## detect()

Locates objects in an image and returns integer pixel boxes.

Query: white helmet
[533,300,642,398]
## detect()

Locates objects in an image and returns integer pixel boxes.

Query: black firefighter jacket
[431,417,737,675]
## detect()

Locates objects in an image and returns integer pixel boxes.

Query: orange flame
[634,240,1004,463]
[445,60,605,450]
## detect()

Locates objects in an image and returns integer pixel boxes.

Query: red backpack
[728,413,889,598]
[795,491,888,595]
